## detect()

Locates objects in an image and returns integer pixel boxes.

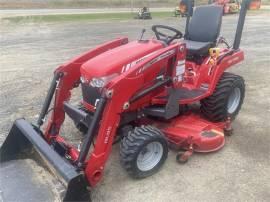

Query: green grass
[2,6,268,24]
[3,11,173,23]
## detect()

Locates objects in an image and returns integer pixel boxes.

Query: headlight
[89,73,119,88]
[90,78,105,88]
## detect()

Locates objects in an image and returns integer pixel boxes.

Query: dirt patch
[0,159,63,202]
[0,0,210,9]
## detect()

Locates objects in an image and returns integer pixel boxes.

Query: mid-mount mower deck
[0,1,251,201]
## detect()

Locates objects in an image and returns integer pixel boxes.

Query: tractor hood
[80,40,164,80]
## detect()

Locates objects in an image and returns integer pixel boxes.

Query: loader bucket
[0,119,91,202]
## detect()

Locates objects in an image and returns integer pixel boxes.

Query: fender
[207,49,244,96]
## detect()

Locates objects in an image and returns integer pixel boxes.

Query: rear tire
[120,125,168,179]
[201,72,245,122]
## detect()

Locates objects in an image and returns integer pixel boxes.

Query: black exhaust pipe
[233,0,251,50]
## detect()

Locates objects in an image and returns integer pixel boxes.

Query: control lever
[138,28,146,41]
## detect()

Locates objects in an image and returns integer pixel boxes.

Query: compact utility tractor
[134,7,152,20]
[174,0,194,17]
[211,0,241,14]
[0,0,251,201]
[249,0,261,10]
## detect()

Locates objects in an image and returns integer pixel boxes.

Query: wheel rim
[227,87,241,114]
[137,142,163,172]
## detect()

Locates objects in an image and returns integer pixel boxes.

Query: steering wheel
[152,25,183,45]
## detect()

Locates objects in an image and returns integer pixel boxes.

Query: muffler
[0,119,91,202]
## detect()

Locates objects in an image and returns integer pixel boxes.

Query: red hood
[80,40,163,79]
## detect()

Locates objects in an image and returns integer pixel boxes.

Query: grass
[1,0,269,9]
[2,11,173,23]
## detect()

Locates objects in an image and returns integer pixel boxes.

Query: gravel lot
[0,11,270,202]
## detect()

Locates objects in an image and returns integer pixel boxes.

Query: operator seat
[184,5,223,56]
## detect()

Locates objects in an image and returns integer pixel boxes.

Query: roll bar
[233,0,251,50]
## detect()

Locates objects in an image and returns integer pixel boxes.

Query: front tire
[120,125,168,179]
[201,72,245,122]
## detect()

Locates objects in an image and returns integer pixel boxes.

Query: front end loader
[0,0,251,201]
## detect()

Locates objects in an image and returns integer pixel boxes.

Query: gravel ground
[0,11,270,202]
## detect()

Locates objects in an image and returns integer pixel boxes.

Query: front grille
[81,83,101,106]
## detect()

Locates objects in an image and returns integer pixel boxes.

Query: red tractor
[211,0,241,14]
[174,0,194,17]
[0,1,251,201]
[249,0,261,9]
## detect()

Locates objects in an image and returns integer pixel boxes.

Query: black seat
[184,40,213,56]
[184,5,223,56]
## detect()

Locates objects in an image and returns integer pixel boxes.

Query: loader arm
[84,43,182,186]
[43,37,128,141]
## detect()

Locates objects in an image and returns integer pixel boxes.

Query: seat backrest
[186,5,223,42]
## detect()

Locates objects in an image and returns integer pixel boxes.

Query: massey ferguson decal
[121,52,157,73]
[136,49,176,75]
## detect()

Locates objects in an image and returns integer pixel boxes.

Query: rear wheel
[201,72,245,122]
[120,125,168,178]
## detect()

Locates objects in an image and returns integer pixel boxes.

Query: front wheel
[201,72,245,122]
[120,125,168,178]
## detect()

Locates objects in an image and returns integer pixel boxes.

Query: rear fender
[207,50,244,95]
